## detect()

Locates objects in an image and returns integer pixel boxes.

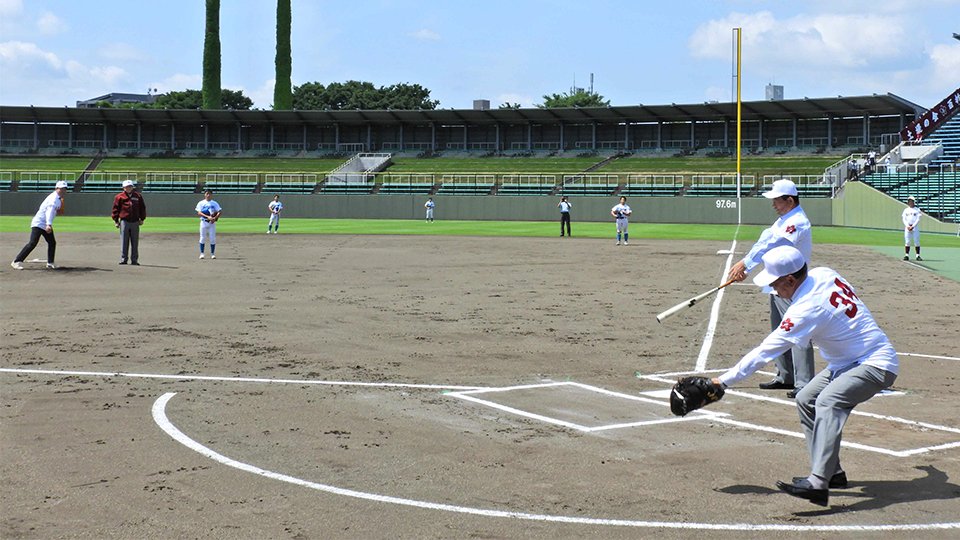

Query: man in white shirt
[611,196,632,245]
[901,196,922,261]
[726,179,814,398]
[558,196,572,237]
[11,180,68,270]
[267,194,283,234]
[714,246,899,507]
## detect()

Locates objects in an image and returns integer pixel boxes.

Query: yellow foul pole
[735,27,742,222]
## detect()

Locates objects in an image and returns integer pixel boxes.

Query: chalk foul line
[152,392,960,532]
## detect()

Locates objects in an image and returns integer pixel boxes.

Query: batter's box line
[636,373,960,458]
[447,381,729,433]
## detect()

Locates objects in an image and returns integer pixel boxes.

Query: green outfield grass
[2,215,958,247]
[0,157,94,171]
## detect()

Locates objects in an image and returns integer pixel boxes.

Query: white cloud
[928,43,960,90]
[689,11,908,70]
[496,93,535,108]
[409,29,440,41]
[37,11,67,35]
[150,73,203,93]
[0,40,62,70]
[244,78,276,109]
[0,0,22,16]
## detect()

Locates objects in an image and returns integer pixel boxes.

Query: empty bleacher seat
[497,183,555,196]
[262,182,315,194]
[437,183,493,195]
[378,183,434,195]
[16,180,67,192]
[321,183,373,194]
[619,184,681,197]
[201,181,257,194]
[142,181,198,193]
[557,183,617,196]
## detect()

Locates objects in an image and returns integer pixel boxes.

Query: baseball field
[2,224,960,538]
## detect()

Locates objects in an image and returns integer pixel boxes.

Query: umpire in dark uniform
[112,179,147,265]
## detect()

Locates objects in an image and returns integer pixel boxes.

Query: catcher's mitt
[670,376,724,416]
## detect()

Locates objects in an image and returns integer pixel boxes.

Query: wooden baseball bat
[656,278,738,323]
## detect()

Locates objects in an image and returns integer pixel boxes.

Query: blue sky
[1,0,958,110]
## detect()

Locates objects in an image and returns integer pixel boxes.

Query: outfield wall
[832,181,957,234]
[1,192,833,226]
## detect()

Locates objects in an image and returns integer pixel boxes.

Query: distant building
[76,93,157,108]
[473,99,490,111]
[766,84,784,101]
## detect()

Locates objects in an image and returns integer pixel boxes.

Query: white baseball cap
[122,179,135,187]
[907,195,915,201]
[753,245,806,287]
[55,181,69,189]
[762,179,799,199]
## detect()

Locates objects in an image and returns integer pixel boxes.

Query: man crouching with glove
[682,245,899,507]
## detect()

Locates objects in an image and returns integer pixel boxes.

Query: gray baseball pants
[770,294,815,388]
[120,220,140,263]
[795,363,897,480]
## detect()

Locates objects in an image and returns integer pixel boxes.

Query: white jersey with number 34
[719,267,898,386]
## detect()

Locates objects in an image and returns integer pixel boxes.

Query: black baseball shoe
[776,478,829,506]
[759,380,792,390]
[792,471,848,489]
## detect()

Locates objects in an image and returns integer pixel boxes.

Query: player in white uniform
[267,195,283,234]
[727,179,814,398]
[714,246,899,506]
[424,197,435,222]
[558,196,572,237]
[195,190,222,259]
[901,196,922,261]
[611,196,632,245]
[11,180,68,270]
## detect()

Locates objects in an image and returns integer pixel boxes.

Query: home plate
[639,389,673,399]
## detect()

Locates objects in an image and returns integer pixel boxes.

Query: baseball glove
[669,376,725,416]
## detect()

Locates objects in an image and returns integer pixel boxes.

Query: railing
[0,139,34,147]
[48,139,102,148]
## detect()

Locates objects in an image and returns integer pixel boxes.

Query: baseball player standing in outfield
[195,189,222,259]
[267,194,283,234]
[112,179,147,265]
[558,196,572,237]
[424,197,435,222]
[902,196,922,261]
[713,245,899,506]
[611,196,632,245]
[727,179,814,398]
[11,180,68,270]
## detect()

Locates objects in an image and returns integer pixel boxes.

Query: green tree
[273,0,293,110]
[499,102,522,109]
[202,0,222,109]
[538,89,609,108]
[148,89,252,110]
[292,81,439,110]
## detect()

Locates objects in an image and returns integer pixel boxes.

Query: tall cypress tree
[202,0,222,109]
[273,0,293,110]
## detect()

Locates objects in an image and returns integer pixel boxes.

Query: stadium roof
[0,94,924,126]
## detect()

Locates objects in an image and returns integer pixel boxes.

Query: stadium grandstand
[1,90,958,230]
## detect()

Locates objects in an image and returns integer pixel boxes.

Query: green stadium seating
[437,183,494,195]
[0,180,13,192]
[201,181,257,194]
[619,184,682,197]
[557,183,616,196]
[262,182,316,194]
[378,183,434,195]
[321,183,372,194]
[142,181,198,193]
[16,180,68,192]
[496,183,555,196]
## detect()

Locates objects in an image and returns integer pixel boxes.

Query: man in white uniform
[713,246,899,507]
[11,180,67,270]
[424,197,435,223]
[195,190,222,259]
[901,196,922,261]
[727,179,814,398]
[267,195,283,234]
[611,196,632,245]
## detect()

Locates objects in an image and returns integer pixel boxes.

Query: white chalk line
[636,373,960,457]
[152,392,960,532]
[695,234,739,372]
[447,381,728,432]
[0,367,485,391]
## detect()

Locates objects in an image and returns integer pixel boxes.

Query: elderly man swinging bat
[670,245,899,507]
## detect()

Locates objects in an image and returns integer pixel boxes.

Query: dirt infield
[2,232,959,539]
